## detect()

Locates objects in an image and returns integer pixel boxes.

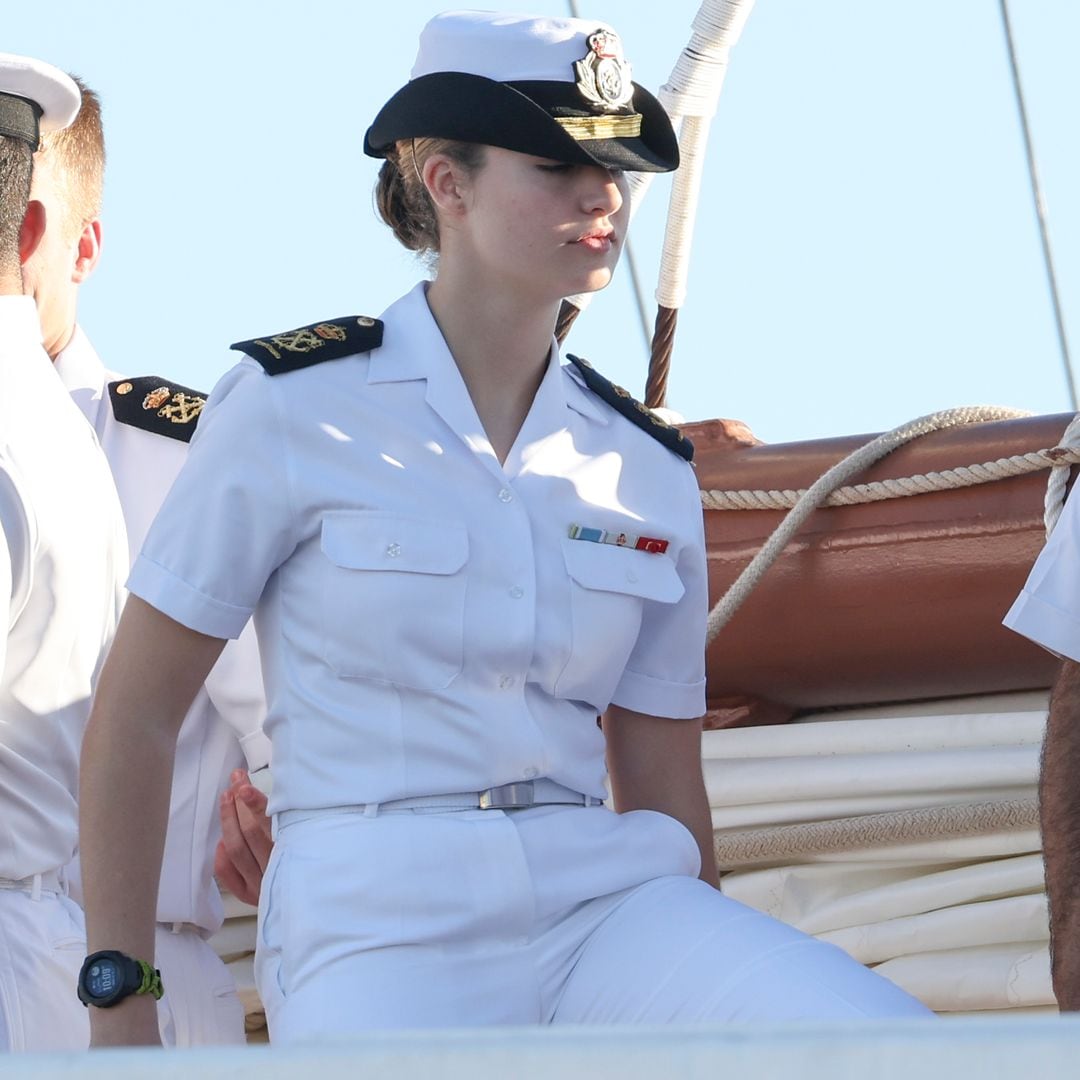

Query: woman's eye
[537,163,574,174]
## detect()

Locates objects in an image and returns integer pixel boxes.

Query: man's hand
[214,769,272,907]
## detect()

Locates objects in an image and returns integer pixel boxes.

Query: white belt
[0,870,63,900]
[276,779,604,832]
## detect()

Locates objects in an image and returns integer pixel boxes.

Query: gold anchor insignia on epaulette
[252,322,348,361]
[158,392,205,425]
[614,383,676,433]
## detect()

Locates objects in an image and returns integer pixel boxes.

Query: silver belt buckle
[478,781,535,810]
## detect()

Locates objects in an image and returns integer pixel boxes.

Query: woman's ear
[423,154,469,219]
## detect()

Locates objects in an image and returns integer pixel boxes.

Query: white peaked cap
[0,53,81,144]
[411,10,618,84]
[367,9,679,173]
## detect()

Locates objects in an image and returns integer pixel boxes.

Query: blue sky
[8,1,1079,443]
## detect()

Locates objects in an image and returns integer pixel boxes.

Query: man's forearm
[1041,659,1080,1009]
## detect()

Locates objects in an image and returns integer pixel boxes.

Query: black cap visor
[364,72,679,174]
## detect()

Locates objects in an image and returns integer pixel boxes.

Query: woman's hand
[602,704,719,888]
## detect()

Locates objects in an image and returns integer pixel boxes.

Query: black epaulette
[567,354,694,463]
[230,316,383,375]
[108,376,208,443]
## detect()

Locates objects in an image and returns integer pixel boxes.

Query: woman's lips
[574,230,615,253]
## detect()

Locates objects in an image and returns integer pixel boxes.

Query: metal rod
[998,0,1078,410]
[566,0,654,359]
[623,242,654,350]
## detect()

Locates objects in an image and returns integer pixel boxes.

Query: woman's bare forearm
[603,705,718,888]
[79,596,225,1044]
[1041,659,1080,1010]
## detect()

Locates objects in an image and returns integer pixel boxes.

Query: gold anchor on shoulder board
[158,392,205,425]
[253,323,347,361]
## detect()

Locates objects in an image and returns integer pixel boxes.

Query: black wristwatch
[77,950,164,1008]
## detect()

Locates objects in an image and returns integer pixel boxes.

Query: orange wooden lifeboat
[688,413,1073,728]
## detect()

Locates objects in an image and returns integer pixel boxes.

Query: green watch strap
[134,958,164,1001]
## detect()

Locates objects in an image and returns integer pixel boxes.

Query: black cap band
[0,92,41,147]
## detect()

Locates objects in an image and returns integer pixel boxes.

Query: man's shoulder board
[567,354,693,462]
[230,316,384,375]
[108,376,207,443]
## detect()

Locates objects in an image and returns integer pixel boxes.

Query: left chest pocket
[554,537,684,707]
[319,511,468,690]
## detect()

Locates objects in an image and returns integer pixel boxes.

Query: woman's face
[450,145,630,303]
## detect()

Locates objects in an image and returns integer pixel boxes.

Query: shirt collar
[53,325,108,428]
[368,281,611,428]
[561,359,610,425]
[366,281,441,385]
[0,296,44,353]
[54,325,106,396]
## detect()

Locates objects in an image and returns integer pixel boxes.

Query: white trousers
[0,885,88,1052]
[257,804,932,1042]
[155,924,246,1047]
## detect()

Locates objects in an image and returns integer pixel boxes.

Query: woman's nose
[582,168,625,215]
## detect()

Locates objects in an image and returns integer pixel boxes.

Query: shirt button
[509,585,524,599]
[523,767,539,780]
[386,543,402,558]
[498,675,514,690]
[498,488,514,503]
[626,570,638,583]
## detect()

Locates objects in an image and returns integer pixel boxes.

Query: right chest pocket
[319,511,468,690]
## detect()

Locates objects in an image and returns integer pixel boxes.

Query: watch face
[85,958,121,1000]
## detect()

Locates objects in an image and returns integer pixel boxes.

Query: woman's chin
[566,267,617,298]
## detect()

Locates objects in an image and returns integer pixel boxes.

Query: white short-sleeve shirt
[55,329,270,931]
[129,283,707,815]
[0,298,127,880]
[1004,482,1080,662]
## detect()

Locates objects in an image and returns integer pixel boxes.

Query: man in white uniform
[1004,492,1080,1010]
[0,55,127,1053]
[21,78,271,1046]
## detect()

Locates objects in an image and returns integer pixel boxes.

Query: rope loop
[704,406,1044,643]
[1044,413,1080,536]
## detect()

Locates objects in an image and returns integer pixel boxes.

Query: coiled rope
[713,797,1039,869]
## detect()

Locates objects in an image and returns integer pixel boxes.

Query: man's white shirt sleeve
[1004,483,1080,662]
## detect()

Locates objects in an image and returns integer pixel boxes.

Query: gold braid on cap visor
[554,113,642,140]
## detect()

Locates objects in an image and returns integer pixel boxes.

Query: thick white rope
[701,443,1080,511]
[656,0,757,310]
[1043,413,1080,536]
[713,797,1039,868]
[564,2,757,317]
[705,406,1031,643]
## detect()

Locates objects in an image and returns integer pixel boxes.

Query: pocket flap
[321,512,468,575]
[562,536,684,603]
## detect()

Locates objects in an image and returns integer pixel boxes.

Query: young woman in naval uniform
[79,11,932,1044]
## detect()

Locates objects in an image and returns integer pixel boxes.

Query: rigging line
[998,0,1078,410]
[566,0,653,356]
